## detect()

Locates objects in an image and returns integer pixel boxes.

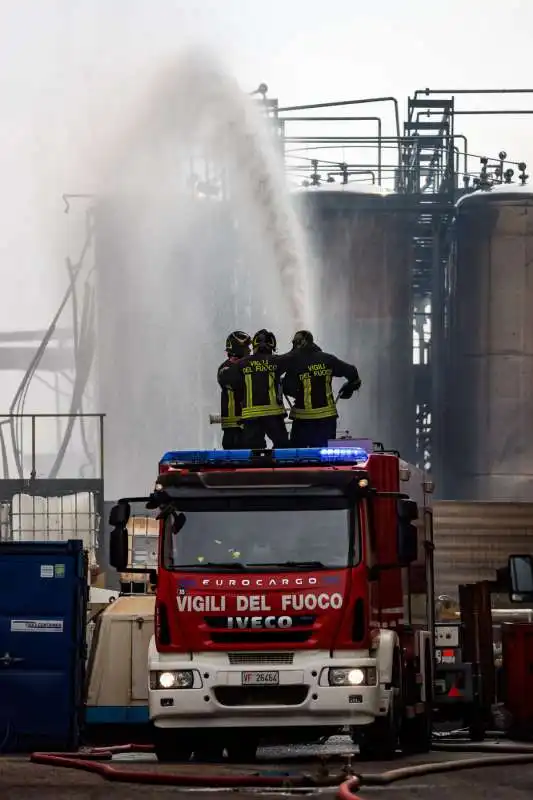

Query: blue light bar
[160,449,253,465]
[159,447,368,467]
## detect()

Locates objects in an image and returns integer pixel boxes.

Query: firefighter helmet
[225,330,251,357]
[252,329,277,353]
[291,330,314,349]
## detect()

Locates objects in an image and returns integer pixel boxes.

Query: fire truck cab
[108,443,434,762]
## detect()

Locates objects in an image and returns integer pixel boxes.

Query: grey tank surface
[444,183,533,500]
[295,185,415,461]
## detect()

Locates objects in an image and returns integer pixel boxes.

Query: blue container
[0,540,87,752]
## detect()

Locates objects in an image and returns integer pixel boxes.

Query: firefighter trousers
[221,427,244,449]
[241,416,289,449]
[289,418,337,447]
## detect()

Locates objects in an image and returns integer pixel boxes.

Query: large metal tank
[444,183,533,500]
[295,185,415,460]
[434,500,533,599]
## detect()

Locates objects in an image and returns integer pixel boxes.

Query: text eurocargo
[200,576,324,588]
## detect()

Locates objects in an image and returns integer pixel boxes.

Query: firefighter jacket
[217,358,243,429]
[280,344,360,420]
[221,353,286,419]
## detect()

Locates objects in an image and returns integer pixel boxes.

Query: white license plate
[241,670,279,686]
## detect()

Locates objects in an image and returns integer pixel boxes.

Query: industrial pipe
[279,116,382,183]
[414,88,533,97]
[278,97,401,175]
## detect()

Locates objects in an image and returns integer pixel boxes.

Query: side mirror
[109,526,129,572]
[109,502,131,527]
[397,498,418,565]
[398,498,418,522]
[509,554,533,602]
[398,521,418,565]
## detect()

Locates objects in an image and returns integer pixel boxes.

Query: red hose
[33,742,533,794]
[30,746,321,788]
[337,775,363,800]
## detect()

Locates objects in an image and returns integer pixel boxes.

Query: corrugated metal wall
[434,501,533,597]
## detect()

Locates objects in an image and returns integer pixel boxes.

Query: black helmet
[226,330,251,357]
[252,329,277,353]
[292,330,314,349]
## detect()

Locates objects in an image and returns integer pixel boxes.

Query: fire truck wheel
[400,642,433,754]
[153,728,194,762]
[225,738,259,763]
[354,703,401,761]
[195,741,225,762]
[354,650,403,761]
[400,706,432,753]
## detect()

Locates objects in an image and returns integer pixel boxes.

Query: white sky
[1,0,532,332]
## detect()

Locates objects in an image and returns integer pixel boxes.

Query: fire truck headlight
[150,670,194,690]
[347,668,365,685]
[328,667,376,686]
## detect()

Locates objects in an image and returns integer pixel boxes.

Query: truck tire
[195,741,224,762]
[153,728,193,762]
[225,738,259,763]
[354,649,402,761]
[400,706,432,753]
[400,641,433,754]
[355,702,401,760]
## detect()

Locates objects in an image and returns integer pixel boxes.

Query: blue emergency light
[159,446,369,468]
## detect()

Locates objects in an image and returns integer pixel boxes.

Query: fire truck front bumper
[148,649,382,729]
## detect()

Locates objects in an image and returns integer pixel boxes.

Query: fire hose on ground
[29,741,533,796]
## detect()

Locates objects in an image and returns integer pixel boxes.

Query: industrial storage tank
[294,184,415,461]
[444,183,533,500]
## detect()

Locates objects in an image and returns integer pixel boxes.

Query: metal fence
[0,413,104,482]
[0,414,105,580]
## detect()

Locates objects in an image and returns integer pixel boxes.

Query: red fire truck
[108,443,434,762]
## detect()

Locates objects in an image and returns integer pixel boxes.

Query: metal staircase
[401,95,458,472]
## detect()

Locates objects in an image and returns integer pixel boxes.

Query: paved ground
[2,738,533,799]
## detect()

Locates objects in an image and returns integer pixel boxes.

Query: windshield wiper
[174,561,247,570]
[246,560,328,570]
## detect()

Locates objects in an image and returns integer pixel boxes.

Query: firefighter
[217,330,251,449]
[221,329,289,449]
[280,330,361,447]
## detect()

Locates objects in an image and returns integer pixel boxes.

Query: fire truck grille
[214,685,309,707]
[210,631,312,644]
[228,653,295,665]
[204,615,315,645]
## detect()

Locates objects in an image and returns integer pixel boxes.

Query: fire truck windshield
[162,501,358,572]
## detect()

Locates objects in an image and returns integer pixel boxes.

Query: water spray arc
[93,52,313,497]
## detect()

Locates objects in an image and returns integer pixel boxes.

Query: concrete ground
[2,738,533,799]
